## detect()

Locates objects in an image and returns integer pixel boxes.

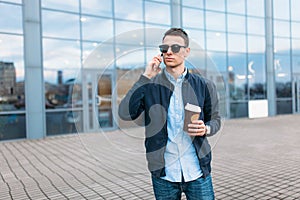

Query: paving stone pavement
[0,114,300,199]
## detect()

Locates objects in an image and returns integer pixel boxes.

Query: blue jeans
[151,175,215,200]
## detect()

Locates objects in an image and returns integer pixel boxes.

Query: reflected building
[0,61,16,97]
[0,0,300,140]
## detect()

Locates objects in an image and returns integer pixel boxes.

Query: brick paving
[0,114,300,199]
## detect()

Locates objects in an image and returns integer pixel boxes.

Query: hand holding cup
[183,103,206,136]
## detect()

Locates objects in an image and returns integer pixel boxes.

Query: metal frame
[82,69,117,133]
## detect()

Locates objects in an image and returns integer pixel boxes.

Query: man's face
[161,35,190,68]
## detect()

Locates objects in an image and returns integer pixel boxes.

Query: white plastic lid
[185,103,201,113]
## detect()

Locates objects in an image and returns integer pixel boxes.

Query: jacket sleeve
[118,75,150,121]
[204,79,221,136]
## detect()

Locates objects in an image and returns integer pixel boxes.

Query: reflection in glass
[182,1,203,8]
[248,54,266,99]
[228,53,247,101]
[2,0,21,3]
[248,36,265,53]
[291,0,300,20]
[291,22,300,39]
[230,102,248,118]
[182,8,204,29]
[206,12,226,31]
[207,51,226,72]
[0,3,22,34]
[186,49,206,74]
[0,34,24,111]
[81,0,112,17]
[115,21,143,43]
[205,0,225,12]
[227,14,246,33]
[277,99,292,114]
[145,1,170,25]
[292,56,300,74]
[227,0,245,14]
[44,69,82,109]
[97,74,113,128]
[187,30,205,50]
[292,39,300,55]
[42,10,80,39]
[247,0,264,17]
[81,16,113,41]
[115,45,145,69]
[83,42,114,70]
[228,34,246,53]
[273,0,290,20]
[43,39,81,72]
[274,20,290,37]
[247,17,265,36]
[46,110,83,135]
[114,0,143,21]
[206,31,226,51]
[274,38,290,54]
[42,0,79,12]
[0,114,26,140]
[275,55,292,98]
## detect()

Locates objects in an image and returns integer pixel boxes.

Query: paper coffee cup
[183,103,201,132]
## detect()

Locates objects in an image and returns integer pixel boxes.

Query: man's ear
[184,47,190,57]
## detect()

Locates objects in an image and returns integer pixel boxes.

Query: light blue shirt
[162,69,203,182]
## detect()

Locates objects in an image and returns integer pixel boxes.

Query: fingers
[143,55,162,78]
[187,120,206,136]
[152,54,162,71]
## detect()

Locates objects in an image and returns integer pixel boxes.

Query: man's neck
[166,65,185,80]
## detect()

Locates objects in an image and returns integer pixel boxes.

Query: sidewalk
[0,114,300,199]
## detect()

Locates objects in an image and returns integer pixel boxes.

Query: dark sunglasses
[159,44,186,53]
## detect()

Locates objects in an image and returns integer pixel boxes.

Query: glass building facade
[0,0,299,141]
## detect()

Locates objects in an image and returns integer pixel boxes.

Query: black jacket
[118,69,221,178]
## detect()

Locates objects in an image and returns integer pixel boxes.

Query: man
[118,28,221,200]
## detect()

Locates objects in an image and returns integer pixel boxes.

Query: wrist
[205,125,211,135]
[142,73,152,79]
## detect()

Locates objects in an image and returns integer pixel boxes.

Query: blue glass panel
[182,8,204,29]
[227,0,245,14]
[206,0,225,12]
[81,0,112,17]
[228,53,247,100]
[247,0,264,17]
[0,114,26,140]
[114,0,143,21]
[273,0,290,20]
[182,0,203,8]
[0,34,24,111]
[46,111,83,136]
[248,54,266,99]
[42,11,80,39]
[230,102,248,118]
[291,0,300,20]
[0,3,22,34]
[247,17,265,36]
[206,31,226,51]
[277,99,292,114]
[227,14,246,33]
[206,11,226,31]
[145,1,171,25]
[42,0,79,12]
[81,16,113,41]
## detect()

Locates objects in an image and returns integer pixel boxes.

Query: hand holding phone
[143,54,162,79]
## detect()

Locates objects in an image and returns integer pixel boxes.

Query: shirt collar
[164,68,187,83]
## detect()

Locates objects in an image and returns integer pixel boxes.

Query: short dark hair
[162,28,189,47]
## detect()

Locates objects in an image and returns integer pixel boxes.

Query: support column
[265,0,276,116]
[171,0,181,27]
[23,0,46,139]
